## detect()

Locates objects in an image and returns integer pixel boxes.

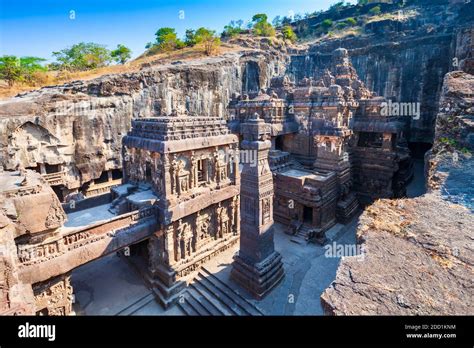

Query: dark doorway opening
[145,162,152,182]
[303,206,313,223]
[111,169,123,180]
[357,132,383,148]
[408,142,433,159]
[95,170,109,184]
[275,136,284,151]
[129,239,149,260]
[28,164,42,174]
[45,164,60,174]
[51,185,65,202]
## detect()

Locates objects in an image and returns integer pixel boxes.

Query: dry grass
[0,43,241,100]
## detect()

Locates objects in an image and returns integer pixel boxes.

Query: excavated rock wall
[321,23,474,316]
[290,0,473,144]
[0,51,286,195]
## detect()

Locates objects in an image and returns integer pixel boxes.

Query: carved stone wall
[33,274,73,315]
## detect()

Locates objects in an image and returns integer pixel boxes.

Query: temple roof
[126,116,230,141]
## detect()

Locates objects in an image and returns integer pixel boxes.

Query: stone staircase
[115,292,155,316]
[289,223,312,244]
[177,267,264,316]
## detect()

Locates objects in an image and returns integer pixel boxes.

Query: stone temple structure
[120,115,241,306]
[231,113,284,299]
[229,48,413,240]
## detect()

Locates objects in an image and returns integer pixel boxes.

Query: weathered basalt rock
[321,195,473,315]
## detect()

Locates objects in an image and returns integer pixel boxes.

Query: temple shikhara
[0,48,415,315]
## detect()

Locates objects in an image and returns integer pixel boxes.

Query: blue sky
[0,0,355,61]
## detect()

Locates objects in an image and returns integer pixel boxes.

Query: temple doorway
[303,206,313,224]
[275,135,284,151]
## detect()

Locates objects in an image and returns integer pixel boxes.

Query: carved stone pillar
[164,225,175,266]
[231,114,284,299]
[190,152,197,189]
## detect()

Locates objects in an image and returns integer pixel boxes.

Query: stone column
[231,113,284,299]
[232,144,240,184]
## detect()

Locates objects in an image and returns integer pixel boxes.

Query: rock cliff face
[290,0,474,144]
[0,51,286,196]
[321,24,474,315]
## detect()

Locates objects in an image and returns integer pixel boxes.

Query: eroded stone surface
[321,195,473,315]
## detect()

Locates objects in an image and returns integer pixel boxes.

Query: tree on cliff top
[151,27,185,54]
[195,27,221,56]
[0,56,22,86]
[52,42,111,71]
[0,56,47,86]
[111,44,132,64]
[222,20,244,38]
[252,13,276,37]
[369,5,382,15]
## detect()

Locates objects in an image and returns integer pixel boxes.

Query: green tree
[19,56,47,83]
[154,27,184,53]
[184,29,197,46]
[252,13,268,23]
[369,5,382,15]
[329,1,346,13]
[0,56,48,86]
[0,56,22,86]
[52,42,111,71]
[111,44,132,64]
[252,13,275,37]
[272,16,282,27]
[281,16,292,25]
[358,0,369,5]
[282,25,297,42]
[223,20,244,38]
[195,27,221,56]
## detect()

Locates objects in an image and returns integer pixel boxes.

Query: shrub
[321,19,334,31]
[282,25,297,42]
[336,22,348,30]
[195,28,221,56]
[346,17,357,26]
[369,5,382,15]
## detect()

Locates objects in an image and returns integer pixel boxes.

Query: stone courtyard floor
[71,216,360,316]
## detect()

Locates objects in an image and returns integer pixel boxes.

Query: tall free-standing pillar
[231,113,284,299]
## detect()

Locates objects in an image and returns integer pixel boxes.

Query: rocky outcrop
[427,59,474,210]
[0,170,68,315]
[321,194,473,315]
